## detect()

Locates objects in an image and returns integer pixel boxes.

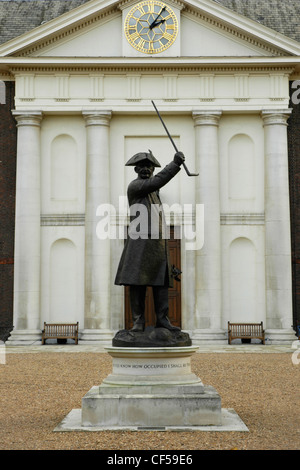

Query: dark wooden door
[125,227,181,329]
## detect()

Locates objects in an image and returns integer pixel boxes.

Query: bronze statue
[115,150,185,332]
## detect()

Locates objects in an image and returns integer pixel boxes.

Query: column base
[265,328,297,344]
[6,329,42,345]
[191,329,227,345]
[79,329,114,345]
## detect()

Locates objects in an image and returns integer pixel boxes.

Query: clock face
[124,1,178,54]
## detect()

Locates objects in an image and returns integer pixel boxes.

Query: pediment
[31,9,123,58]
[0,0,299,59]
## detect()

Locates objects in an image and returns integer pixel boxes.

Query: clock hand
[149,5,166,29]
[150,18,166,29]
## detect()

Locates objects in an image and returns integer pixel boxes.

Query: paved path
[4,342,299,354]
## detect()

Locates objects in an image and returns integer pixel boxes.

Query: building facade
[0,0,300,344]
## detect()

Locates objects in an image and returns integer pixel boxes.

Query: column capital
[82,110,112,127]
[261,109,292,126]
[12,110,43,127]
[192,110,222,127]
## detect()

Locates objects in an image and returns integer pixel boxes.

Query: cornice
[9,64,295,75]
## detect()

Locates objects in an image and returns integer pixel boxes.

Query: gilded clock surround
[124,1,178,54]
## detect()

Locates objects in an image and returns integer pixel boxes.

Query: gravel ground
[0,351,299,450]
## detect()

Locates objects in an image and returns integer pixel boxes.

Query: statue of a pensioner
[114,150,185,333]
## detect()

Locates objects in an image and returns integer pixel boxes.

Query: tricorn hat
[125,149,161,168]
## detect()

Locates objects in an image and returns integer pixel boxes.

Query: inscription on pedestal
[104,346,201,384]
[113,359,191,376]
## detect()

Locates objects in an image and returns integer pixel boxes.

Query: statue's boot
[129,285,146,332]
[153,285,181,331]
[155,316,181,331]
[130,322,145,332]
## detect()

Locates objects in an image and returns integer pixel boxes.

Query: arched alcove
[49,238,77,323]
[50,134,78,200]
[229,237,257,323]
[228,133,255,200]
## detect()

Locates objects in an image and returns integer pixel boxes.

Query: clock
[124,1,178,54]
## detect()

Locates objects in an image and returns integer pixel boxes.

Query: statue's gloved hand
[173,151,185,166]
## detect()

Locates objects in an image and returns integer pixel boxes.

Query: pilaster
[191,111,226,343]
[262,109,295,343]
[81,111,114,344]
[7,111,43,344]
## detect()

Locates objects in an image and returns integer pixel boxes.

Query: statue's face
[135,161,155,179]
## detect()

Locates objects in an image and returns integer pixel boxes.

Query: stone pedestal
[81,346,222,428]
[100,346,202,386]
[55,345,248,432]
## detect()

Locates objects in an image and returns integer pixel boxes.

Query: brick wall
[0,81,16,341]
[288,81,300,331]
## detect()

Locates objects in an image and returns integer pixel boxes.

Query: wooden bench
[228,321,265,345]
[42,322,79,345]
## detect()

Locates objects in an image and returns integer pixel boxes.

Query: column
[192,111,226,343]
[8,112,42,344]
[81,111,113,344]
[262,109,295,343]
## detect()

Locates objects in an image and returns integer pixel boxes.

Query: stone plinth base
[55,346,248,431]
[55,408,248,432]
[82,383,221,427]
[81,346,222,428]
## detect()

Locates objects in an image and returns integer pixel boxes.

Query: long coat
[115,161,181,287]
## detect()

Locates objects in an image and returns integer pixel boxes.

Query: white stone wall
[7,53,295,344]
[4,0,299,345]
[8,97,295,344]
